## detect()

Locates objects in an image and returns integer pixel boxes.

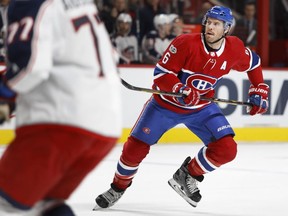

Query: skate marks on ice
[68,143,288,216]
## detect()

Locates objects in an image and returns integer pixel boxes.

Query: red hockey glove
[173,84,200,106]
[247,83,269,115]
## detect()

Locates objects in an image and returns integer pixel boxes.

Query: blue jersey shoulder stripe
[249,49,261,71]
[154,65,166,76]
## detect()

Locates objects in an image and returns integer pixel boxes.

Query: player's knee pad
[207,135,237,166]
[121,136,150,166]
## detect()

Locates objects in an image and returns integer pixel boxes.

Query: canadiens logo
[169,45,177,54]
[186,74,218,94]
[142,127,151,134]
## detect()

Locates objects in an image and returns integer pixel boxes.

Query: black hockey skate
[168,156,204,207]
[93,184,125,210]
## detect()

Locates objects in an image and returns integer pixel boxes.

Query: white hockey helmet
[116,13,132,35]
[153,14,170,30]
[168,13,179,23]
[117,13,132,23]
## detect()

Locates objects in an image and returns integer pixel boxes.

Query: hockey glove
[0,75,16,102]
[247,83,269,115]
[174,84,200,106]
[0,75,16,124]
[0,102,15,124]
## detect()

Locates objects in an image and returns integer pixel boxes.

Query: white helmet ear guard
[168,13,179,23]
[153,14,170,30]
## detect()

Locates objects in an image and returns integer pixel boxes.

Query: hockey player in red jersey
[0,0,122,215]
[95,6,269,208]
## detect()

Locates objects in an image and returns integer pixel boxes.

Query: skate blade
[92,204,102,211]
[168,178,197,207]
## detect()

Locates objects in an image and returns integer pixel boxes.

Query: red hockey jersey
[153,33,262,114]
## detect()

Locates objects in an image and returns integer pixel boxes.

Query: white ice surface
[67,142,288,216]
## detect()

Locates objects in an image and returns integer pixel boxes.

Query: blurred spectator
[94,0,104,11]
[99,0,128,34]
[234,1,257,48]
[0,6,6,73]
[158,0,184,15]
[141,14,175,64]
[111,13,140,64]
[126,0,141,36]
[138,0,165,44]
[168,13,179,24]
[217,0,243,14]
[194,1,213,24]
[176,0,185,17]
[169,14,184,36]
[274,0,288,39]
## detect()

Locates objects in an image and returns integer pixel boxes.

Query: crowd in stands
[93,0,288,66]
[95,0,193,64]
[0,1,286,66]
[95,0,185,64]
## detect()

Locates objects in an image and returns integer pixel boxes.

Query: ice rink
[66,142,288,216]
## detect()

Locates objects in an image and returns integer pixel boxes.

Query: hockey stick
[121,78,252,107]
[121,78,182,97]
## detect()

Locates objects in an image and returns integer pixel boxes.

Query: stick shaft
[121,79,252,107]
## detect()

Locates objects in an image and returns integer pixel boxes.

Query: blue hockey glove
[174,84,200,106]
[0,75,16,101]
[247,83,269,115]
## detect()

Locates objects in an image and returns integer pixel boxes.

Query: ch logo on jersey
[186,74,218,94]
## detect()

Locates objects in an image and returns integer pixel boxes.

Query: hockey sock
[188,135,237,176]
[113,136,150,190]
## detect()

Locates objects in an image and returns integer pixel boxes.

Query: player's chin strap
[209,35,225,44]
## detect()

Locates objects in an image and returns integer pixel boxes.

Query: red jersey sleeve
[230,37,251,72]
[154,34,194,92]
[157,34,191,72]
[229,36,263,85]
